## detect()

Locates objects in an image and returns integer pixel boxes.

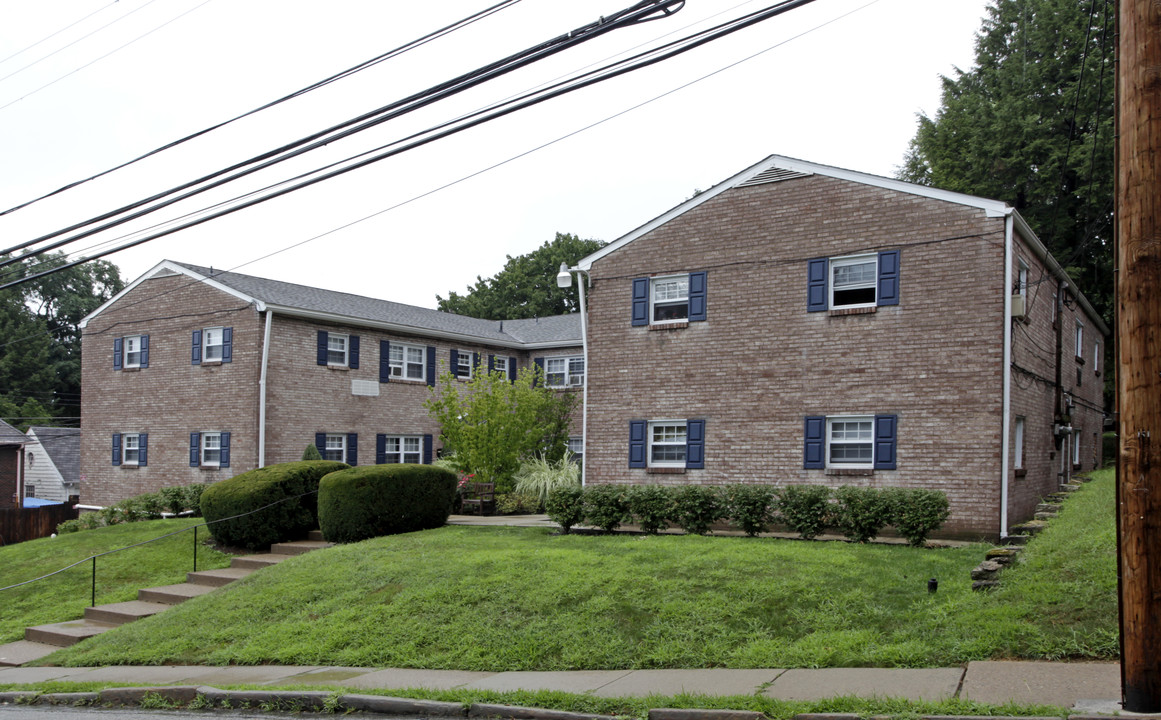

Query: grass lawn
[39,468,1117,670]
[0,518,234,644]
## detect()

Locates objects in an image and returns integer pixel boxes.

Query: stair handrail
[0,489,320,606]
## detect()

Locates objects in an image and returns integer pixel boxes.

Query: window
[492,356,509,376]
[381,436,422,464]
[1075,321,1084,359]
[201,432,222,466]
[325,434,346,462]
[390,343,426,381]
[1072,429,1082,467]
[114,335,149,369]
[203,328,224,361]
[115,432,149,466]
[328,334,348,366]
[629,419,705,469]
[567,436,583,462]
[807,251,899,311]
[649,422,687,467]
[652,276,689,322]
[24,484,36,498]
[827,417,874,468]
[125,336,143,368]
[804,415,896,470]
[457,351,473,379]
[189,431,230,467]
[631,272,707,326]
[317,331,359,368]
[193,328,232,364]
[1014,417,1025,470]
[1017,261,1029,298]
[545,356,584,388]
[1094,341,1101,374]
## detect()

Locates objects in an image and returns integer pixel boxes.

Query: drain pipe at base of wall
[1000,211,1014,540]
[258,308,272,468]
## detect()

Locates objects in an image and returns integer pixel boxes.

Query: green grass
[39,469,1117,670]
[0,518,233,644]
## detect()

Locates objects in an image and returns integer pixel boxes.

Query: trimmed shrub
[201,460,348,550]
[725,484,776,537]
[628,485,674,534]
[583,484,631,533]
[301,444,322,461]
[885,487,950,546]
[672,485,723,535]
[776,485,831,540]
[832,485,890,543]
[318,464,457,543]
[182,483,205,517]
[496,492,540,515]
[56,518,81,534]
[546,485,585,534]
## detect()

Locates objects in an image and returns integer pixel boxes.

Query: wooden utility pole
[1117,0,1161,713]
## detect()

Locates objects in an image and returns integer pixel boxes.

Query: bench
[460,482,496,515]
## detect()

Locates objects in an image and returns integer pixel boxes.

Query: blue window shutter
[190,433,201,467]
[473,352,480,376]
[349,335,360,369]
[376,434,386,464]
[221,327,233,363]
[508,356,517,383]
[315,433,326,457]
[139,336,149,368]
[807,258,829,312]
[379,341,390,383]
[317,331,329,365]
[874,414,898,470]
[688,272,707,322]
[629,420,647,468]
[686,419,705,469]
[488,354,495,374]
[347,433,358,465]
[112,433,122,466]
[220,432,231,468]
[138,433,148,466]
[877,250,900,306]
[450,349,459,377]
[631,277,649,326]
[533,358,544,387]
[804,416,825,469]
[423,434,433,464]
[426,346,436,387]
[191,330,201,365]
[113,338,123,370]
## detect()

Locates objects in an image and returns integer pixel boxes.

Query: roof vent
[737,166,811,187]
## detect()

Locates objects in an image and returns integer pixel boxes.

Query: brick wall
[0,447,18,509]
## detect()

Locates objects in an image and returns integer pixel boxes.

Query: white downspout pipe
[576,270,590,487]
[1000,212,1014,539]
[258,309,273,468]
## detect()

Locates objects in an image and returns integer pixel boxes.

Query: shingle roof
[169,262,581,347]
[27,426,81,484]
[0,420,28,446]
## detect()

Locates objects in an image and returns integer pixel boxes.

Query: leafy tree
[436,233,605,319]
[425,364,578,493]
[899,0,1114,321]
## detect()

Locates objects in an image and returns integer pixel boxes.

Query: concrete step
[25,619,115,647]
[231,553,291,570]
[138,582,217,605]
[270,540,332,556]
[1034,511,1057,521]
[0,640,60,666]
[307,530,325,542]
[83,600,170,626]
[187,567,253,587]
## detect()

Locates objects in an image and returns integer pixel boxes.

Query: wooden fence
[0,502,78,546]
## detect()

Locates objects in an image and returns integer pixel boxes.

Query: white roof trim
[79,260,262,329]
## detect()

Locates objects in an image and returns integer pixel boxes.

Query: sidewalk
[0,661,1125,712]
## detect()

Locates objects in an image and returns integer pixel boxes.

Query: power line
[0,0,120,67]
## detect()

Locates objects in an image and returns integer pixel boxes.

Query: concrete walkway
[0,661,1125,712]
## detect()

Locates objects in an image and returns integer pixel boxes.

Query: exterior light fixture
[556,262,573,289]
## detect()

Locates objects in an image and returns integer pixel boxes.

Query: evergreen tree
[436,233,605,319]
[899,0,1114,320]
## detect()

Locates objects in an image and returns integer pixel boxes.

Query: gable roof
[82,261,581,350]
[0,420,28,446]
[26,426,81,483]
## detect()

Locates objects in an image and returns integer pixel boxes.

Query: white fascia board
[1011,212,1109,336]
[79,260,263,328]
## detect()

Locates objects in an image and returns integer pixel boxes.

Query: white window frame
[492,356,509,376]
[825,415,874,469]
[648,421,687,468]
[457,351,473,379]
[324,433,346,462]
[328,334,349,367]
[382,435,422,464]
[122,433,141,466]
[567,436,583,462]
[123,335,143,369]
[545,356,584,388]
[201,431,222,467]
[1014,416,1025,470]
[1017,261,1029,298]
[1075,321,1084,359]
[650,275,689,324]
[203,327,224,362]
[830,255,878,310]
[1072,429,1082,466]
[389,343,426,381]
[1093,341,1100,374]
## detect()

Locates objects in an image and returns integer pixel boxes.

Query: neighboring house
[0,420,29,509]
[23,427,81,504]
[79,262,583,507]
[572,155,1108,539]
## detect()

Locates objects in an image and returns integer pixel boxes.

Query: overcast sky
[0,0,991,309]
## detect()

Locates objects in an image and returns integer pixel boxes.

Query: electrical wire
[0,0,121,67]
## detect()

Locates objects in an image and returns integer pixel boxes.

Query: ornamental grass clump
[513,453,580,509]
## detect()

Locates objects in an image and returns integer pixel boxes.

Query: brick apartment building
[79,155,1107,539]
[79,262,583,506]
[571,155,1107,539]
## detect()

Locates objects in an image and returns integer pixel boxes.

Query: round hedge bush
[318,464,458,543]
[200,460,348,550]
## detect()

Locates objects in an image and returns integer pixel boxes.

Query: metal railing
[0,489,320,607]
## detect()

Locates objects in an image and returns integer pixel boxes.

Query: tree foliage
[436,233,605,319]
[425,365,577,493]
[0,253,124,428]
[899,0,1114,320]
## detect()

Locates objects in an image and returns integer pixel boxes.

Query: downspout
[258,309,273,468]
[1000,212,1014,539]
[577,271,590,487]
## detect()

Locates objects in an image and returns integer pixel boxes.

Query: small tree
[425,364,577,492]
[301,443,322,461]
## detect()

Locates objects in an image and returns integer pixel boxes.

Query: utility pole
[1117,0,1161,712]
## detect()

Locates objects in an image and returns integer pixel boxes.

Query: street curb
[469,702,617,720]
[99,685,201,705]
[0,692,38,704]
[341,693,467,717]
[196,686,333,710]
[28,692,100,706]
[651,709,764,720]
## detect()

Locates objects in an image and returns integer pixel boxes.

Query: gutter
[1000,212,1014,539]
[258,309,273,468]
